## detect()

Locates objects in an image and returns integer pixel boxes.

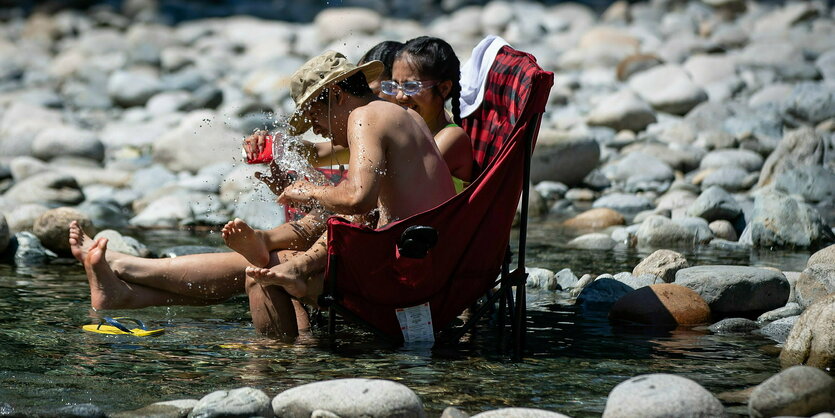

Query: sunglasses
[380,80,438,96]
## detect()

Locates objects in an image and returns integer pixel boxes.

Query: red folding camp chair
[319,46,554,359]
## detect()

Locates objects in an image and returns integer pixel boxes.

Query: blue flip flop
[82,316,164,337]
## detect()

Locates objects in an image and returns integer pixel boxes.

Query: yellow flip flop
[82,316,164,337]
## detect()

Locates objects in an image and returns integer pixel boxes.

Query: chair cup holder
[397,225,438,258]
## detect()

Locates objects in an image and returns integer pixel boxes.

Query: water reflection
[0,225,795,417]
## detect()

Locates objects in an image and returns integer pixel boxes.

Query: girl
[388,36,473,189]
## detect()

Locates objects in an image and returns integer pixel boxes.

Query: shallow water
[0,218,813,416]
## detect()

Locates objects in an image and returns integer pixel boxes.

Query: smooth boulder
[562,208,625,230]
[748,366,835,418]
[632,249,689,283]
[602,374,724,418]
[189,387,271,418]
[780,293,835,369]
[33,207,95,255]
[739,189,835,250]
[272,379,426,418]
[795,264,835,308]
[674,265,790,317]
[609,284,711,326]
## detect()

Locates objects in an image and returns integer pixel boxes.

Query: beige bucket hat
[287,50,384,135]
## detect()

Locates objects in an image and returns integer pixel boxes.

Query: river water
[0,218,813,416]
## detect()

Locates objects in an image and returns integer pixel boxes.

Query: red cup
[245,135,274,164]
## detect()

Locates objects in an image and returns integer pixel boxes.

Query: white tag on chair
[396,302,435,344]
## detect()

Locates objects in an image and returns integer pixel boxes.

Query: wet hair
[359,40,404,79]
[312,71,373,106]
[397,36,462,126]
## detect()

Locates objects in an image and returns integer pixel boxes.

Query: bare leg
[71,219,248,303]
[83,237,213,309]
[222,218,271,267]
[246,233,328,304]
[246,250,310,337]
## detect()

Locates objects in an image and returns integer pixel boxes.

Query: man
[72,50,455,337]
[231,50,456,333]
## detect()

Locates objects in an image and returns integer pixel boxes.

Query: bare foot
[68,220,95,263]
[246,264,308,300]
[222,218,270,267]
[84,238,132,310]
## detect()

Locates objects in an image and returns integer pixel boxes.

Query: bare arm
[279,110,385,215]
[434,126,473,182]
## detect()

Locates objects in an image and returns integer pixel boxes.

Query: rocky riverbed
[0,0,834,416]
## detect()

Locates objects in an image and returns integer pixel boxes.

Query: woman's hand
[243,130,270,161]
[254,160,293,196]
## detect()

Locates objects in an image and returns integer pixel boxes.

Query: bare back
[346,100,455,225]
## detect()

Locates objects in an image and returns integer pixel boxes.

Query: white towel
[459,35,511,118]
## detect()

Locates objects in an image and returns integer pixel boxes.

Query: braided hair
[397,36,462,126]
[359,40,404,80]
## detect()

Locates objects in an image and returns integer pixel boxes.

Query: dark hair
[312,71,374,106]
[397,36,462,126]
[359,41,403,80]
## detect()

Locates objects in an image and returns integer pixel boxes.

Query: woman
[389,36,473,189]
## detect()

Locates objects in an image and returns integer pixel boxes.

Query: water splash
[270,118,327,186]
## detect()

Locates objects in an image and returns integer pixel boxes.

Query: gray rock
[189,387,271,418]
[758,127,830,189]
[781,293,835,369]
[534,181,568,202]
[601,152,675,184]
[32,126,104,162]
[4,203,49,233]
[526,267,557,291]
[272,378,426,418]
[153,110,241,173]
[10,156,54,182]
[555,268,579,290]
[817,49,835,82]
[781,82,835,124]
[188,85,224,110]
[774,165,835,204]
[587,90,657,132]
[530,130,600,186]
[687,185,742,222]
[629,64,708,115]
[313,8,381,45]
[757,303,803,324]
[111,399,198,418]
[708,317,758,333]
[4,171,85,206]
[33,207,95,256]
[439,406,469,418]
[708,238,750,251]
[739,189,835,250]
[632,249,689,283]
[701,166,757,192]
[749,84,794,108]
[472,408,569,417]
[107,69,163,107]
[593,193,654,214]
[748,366,835,418]
[576,277,634,311]
[13,232,55,266]
[795,264,835,309]
[231,187,287,232]
[699,149,764,172]
[808,244,835,267]
[53,403,106,418]
[0,214,8,255]
[602,374,724,418]
[93,230,149,257]
[0,102,63,158]
[636,215,712,248]
[758,315,798,344]
[130,192,220,228]
[76,199,129,230]
[675,265,790,316]
[567,233,617,250]
[131,165,178,197]
[709,220,738,241]
[146,90,191,115]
